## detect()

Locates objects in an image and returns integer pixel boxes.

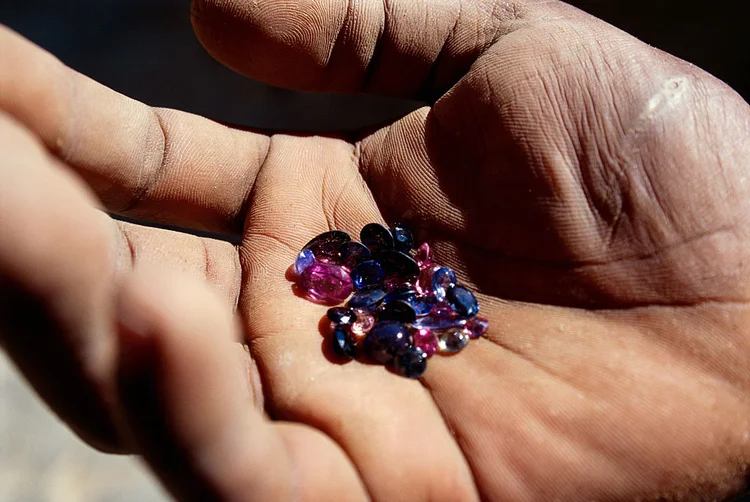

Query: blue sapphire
[347,285,388,311]
[382,287,417,305]
[447,285,479,317]
[327,307,356,325]
[377,299,417,323]
[409,295,436,316]
[351,260,385,289]
[394,347,427,379]
[412,314,467,331]
[360,223,394,253]
[340,241,371,269]
[332,325,356,359]
[391,223,414,253]
[294,249,316,276]
[363,321,413,364]
[432,267,457,302]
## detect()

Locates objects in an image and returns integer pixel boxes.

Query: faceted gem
[385,276,413,291]
[347,285,388,311]
[466,316,489,339]
[364,321,413,364]
[360,223,394,253]
[413,313,467,331]
[432,267,457,302]
[416,264,442,295]
[303,230,351,263]
[413,327,439,357]
[340,241,371,269]
[375,250,420,281]
[394,347,428,379]
[294,249,316,276]
[447,285,480,317]
[299,262,353,304]
[438,327,471,354]
[377,299,417,323]
[327,307,356,326]
[409,295,436,316]
[415,242,432,269]
[351,260,385,289]
[332,325,356,359]
[391,223,415,253]
[431,301,456,318]
[382,287,417,305]
[350,308,375,337]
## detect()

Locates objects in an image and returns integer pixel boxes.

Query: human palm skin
[1,0,750,500]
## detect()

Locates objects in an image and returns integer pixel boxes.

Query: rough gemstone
[364,321,413,364]
[340,241,372,269]
[375,250,420,281]
[413,327,439,357]
[303,230,351,263]
[438,327,471,354]
[298,262,353,304]
[394,347,428,379]
[360,223,394,253]
[378,299,417,323]
[391,223,415,253]
[416,264,442,295]
[466,316,489,339]
[350,308,375,337]
[351,260,385,289]
[447,285,480,317]
[294,249,316,276]
[332,325,356,359]
[327,307,356,326]
[347,285,388,311]
[432,267,457,302]
[415,242,432,269]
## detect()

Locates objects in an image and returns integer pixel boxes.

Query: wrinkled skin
[2,0,750,500]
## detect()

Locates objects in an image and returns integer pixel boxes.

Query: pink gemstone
[350,308,375,337]
[467,317,489,339]
[413,327,439,357]
[298,262,353,304]
[416,264,441,295]
[431,302,456,318]
[415,242,432,269]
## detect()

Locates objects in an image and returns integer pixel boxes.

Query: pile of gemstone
[293,223,488,379]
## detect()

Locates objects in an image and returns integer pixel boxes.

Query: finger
[239,134,478,500]
[190,0,572,99]
[116,267,367,501]
[0,25,268,235]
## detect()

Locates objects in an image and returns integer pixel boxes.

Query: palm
[2,0,750,500]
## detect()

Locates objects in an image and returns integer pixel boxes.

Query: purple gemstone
[303,230,351,264]
[413,313,467,331]
[364,321,413,364]
[413,327,438,357]
[340,241,371,269]
[298,262,353,304]
[294,249,316,276]
[415,242,432,269]
[416,264,442,295]
[432,267,457,302]
[466,317,489,339]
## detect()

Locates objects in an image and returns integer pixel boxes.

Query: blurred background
[1,1,748,501]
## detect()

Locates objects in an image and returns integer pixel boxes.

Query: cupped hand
[2,0,750,500]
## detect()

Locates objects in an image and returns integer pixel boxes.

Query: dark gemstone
[363,321,413,364]
[382,287,417,306]
[447,285,480,317]
[409,295,436,316]
[360,223,394,253]
[391,223,415,253]
[303,230,351,263]
[394,347,428,379]
[377,299,417,323]
[374,250,420,281]
[350,260,385,289]
[347,285,389,311]
[332,325,356,359]
[340,241,371,269]
[327,307,356,325]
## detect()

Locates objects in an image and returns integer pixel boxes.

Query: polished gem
[347,285,388,311]
[351,260,385,289]
[447,285,480,317]
[413,327,439,357]
[416,264,442,295]
[332,325,356,359]
[391,223,415,253]
[298,262,353,304]
[350,308,375,337]
[377,299,417,323]
[415,242,432,269]
[438,327,471,354]
[360,223,394,253]
[375,250,420,281]
[327,307,356,326]
[294,249,316,276]
[364,321,413,364]
[303,230,351,263]
[409,295,436,316]
[394,347,428,379]
[466,316,489,339]
[340,241,371,269]
[413,313,467,331]
[432,267,457,302]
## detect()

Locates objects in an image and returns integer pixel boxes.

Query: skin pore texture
[1,0,750,500]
